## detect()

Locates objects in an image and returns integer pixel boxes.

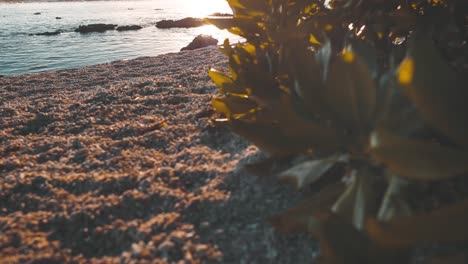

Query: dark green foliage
[208,0,467,263]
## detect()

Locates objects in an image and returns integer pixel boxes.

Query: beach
[0,46,317,263]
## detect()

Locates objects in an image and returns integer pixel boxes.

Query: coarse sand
[0,46,317,263]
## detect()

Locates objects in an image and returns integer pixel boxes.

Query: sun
[182,0,232,18]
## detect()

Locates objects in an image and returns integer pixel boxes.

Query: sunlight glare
[181,0,231,18]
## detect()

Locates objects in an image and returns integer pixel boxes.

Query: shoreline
[0,43,217,78]
[0,46,317,263]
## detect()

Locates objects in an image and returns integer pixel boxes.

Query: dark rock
[74,24,117,33]
[208,12,233,17]
[181,35,218,51]
[156,17,207,29]
[56,17,62,19]
[116,25,143,31]
[33,12,41,15]
[34,30,62,36]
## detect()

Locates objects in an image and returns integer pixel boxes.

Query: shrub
[207,0,467,263]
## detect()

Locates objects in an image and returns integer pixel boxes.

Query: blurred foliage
[207,0,467,263]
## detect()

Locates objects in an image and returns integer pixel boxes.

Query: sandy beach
[0,46,317,263]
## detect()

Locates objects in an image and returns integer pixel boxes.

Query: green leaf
[315,40,332,81]
[272,209,372,264]
[277,155,344,189]
[397,34,468,148]
[375,74,426,137]
[370,128,468,181]
[312,211,373,264]
[377,175,412,221]
[269,183,346,233]
[274,94,343,153]
[367,199,468,250]
[228,120,305,156]
[332,167,377,230]
[243,156,291,178]
[349,40,378,79]
[286,45,332,118]
[324,49,377,133]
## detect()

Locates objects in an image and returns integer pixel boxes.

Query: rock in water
[75,24,117,33]
[116,25,143,31]
[34,30,62,36]
[56,17,62,19]
[156,17,207,29]
[181,35,218,51]
[208,12,233,17]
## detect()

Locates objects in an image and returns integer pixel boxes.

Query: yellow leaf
[342,50,355,63]
[208,69,233,89]
[243,43,256,56]
[377,32,384,40]
[309,34,321,45]
[231,53,241,65]
[227,0,246,9]
[212,97,231,118]
[212,95,257,120]
[397,58,414,85]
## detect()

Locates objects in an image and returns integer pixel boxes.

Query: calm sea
[0,0,236,75]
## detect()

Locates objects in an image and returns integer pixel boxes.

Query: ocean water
[0,0,237,75]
